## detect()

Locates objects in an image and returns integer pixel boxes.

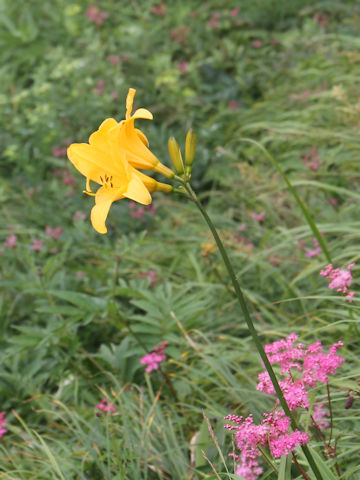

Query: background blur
[0,1,360,478]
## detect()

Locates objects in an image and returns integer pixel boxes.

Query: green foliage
[1,0,360,478]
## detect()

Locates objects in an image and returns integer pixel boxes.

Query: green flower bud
[185,129,196,175]
[168,137,184,174]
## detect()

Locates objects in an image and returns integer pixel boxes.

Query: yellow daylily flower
[67,89,173,234]
[117,88,174,178]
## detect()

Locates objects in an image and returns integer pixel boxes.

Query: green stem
[185,183,323,480]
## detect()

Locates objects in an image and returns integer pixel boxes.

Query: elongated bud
[185,129,196,175]
[168,137,184,174]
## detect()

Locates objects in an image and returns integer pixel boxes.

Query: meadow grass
[0,1,360,478]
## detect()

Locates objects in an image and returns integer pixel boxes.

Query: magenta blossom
[305,238,322,258]
[108,55,120,65]
[150,3,166,17]
[45,226,62,240]
[93,79,105,95]
[0,412,8,437]
[250,211,265,222]
[258,334,344,407]
[4,234,17,248]
[301,146,320,171]
[95,398,116,414]
[139,270,157,286]
[225,410,308,479]
[177,60,189,74]
[30,239,43,251]
[73,211,87,221]
[140,341,167,373]
[86,4,109,25]
[320,263,355,301]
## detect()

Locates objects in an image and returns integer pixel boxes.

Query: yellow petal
[89,118,118,151]
[67,143,128,183]
[126,88,136,120]
[91,186,124,234]
[135,128,149,147]
[131,108,153,120]
[118,121,159,170]
[123,175,152,205]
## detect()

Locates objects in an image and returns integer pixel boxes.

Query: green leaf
[48,290,107,312]
[277,455,292,480]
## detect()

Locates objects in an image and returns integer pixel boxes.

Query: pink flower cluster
[150,3,167,17]
[0,412,8,437]
[45,226,62,240]
[225,410,308,480]
[258,333,344,400]
[139,269,157,286]
[129,201,156,220]
[170,26,188,44]
[225,334,344,479]
[301,146,320,171]
[140,341,167,373]
[86,4,109,25]
[305,238,322,258]
[320,263,355,301]
[296,236,323,258]
[95,398,116,415]
[177,60,188,74]
[250,211,265,222]
[3,234,17,249]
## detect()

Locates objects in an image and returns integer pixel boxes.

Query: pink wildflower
[45,226,62,240]
[312,403,329,429]
[329,197,338,206]
[108,55,120,65]
[4,234,17,248]
[52,146,67,157]
[305,237,322,258]
[30,239,43,251]
[235,19,244,26]
[62,171,76,187]
[95,398,116,414]
[145,204,157,216]
[140,341,167,373]
[250,211,265,222]
[313,12,328,27]
[208,14,220,28]
[93,79,105,95]
[0,412,8,437]
[225,410,308,479]
[230,8,240,16]
[176,60,189,74]
[110,91,119,99]
[73,211,87,221]
[86,4,109,25]
[252,40,263,48]
[129,201,145,220]
[320,263,355,301]
[170,26,188,44]
[150,3,166,17]
[301,146,320,171]
[139,270,157,286]
[228,100,239,111]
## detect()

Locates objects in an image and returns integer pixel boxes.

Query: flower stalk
[181,181,324,480]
